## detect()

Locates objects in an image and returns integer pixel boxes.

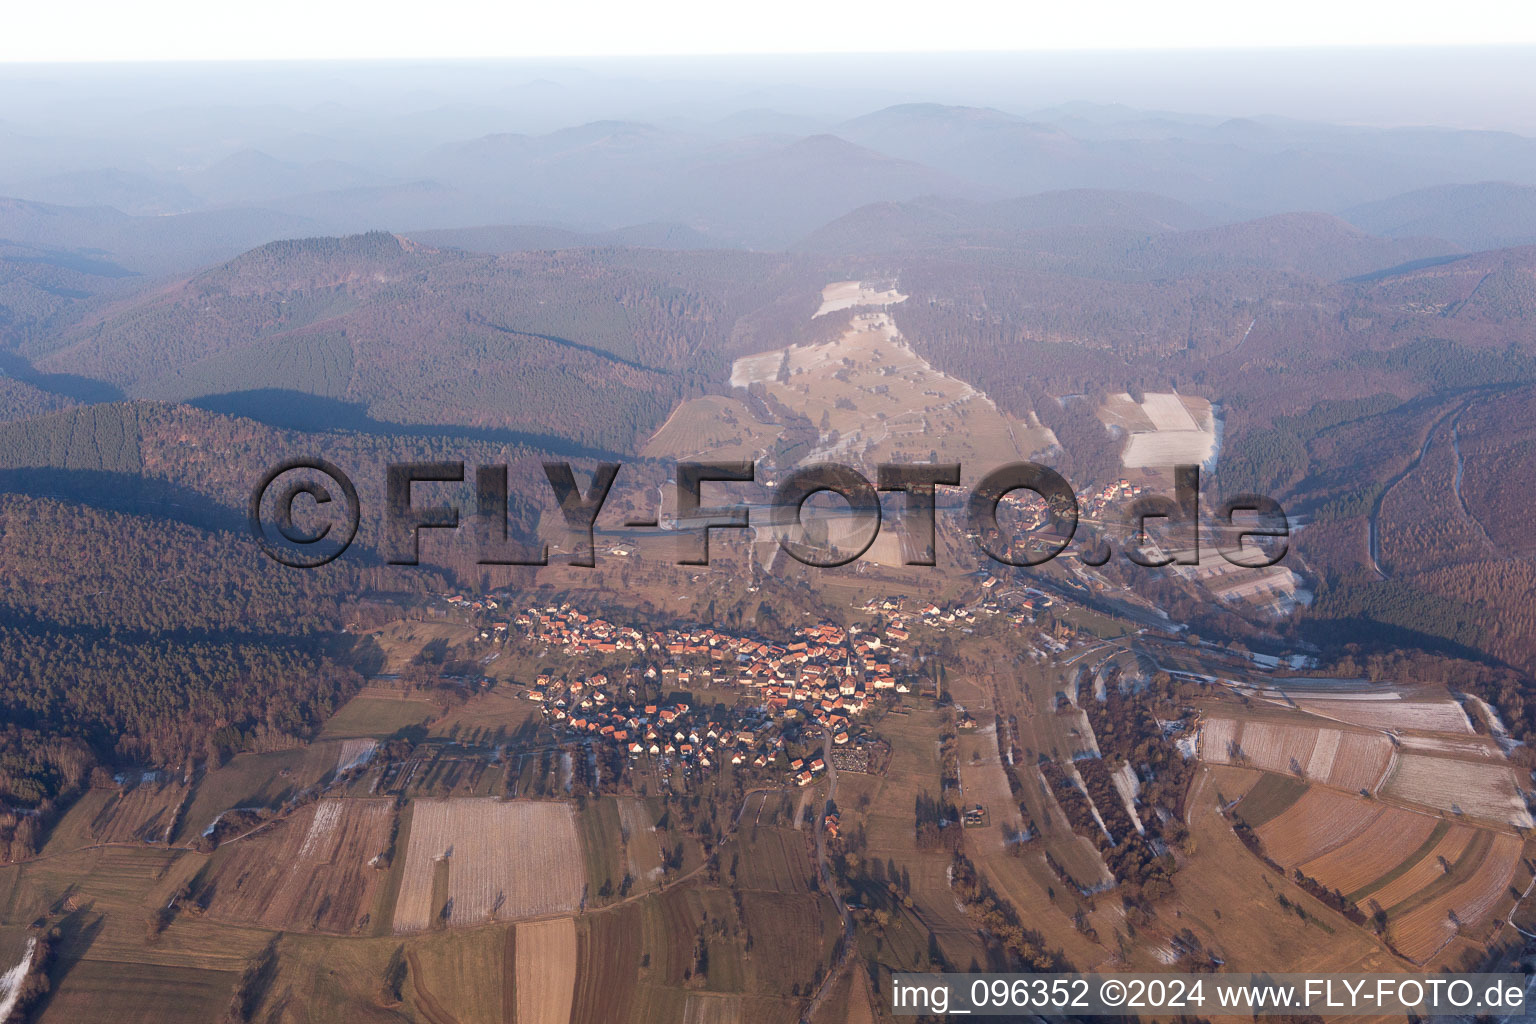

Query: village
[409,587,1056,795]
[506,607,913,787]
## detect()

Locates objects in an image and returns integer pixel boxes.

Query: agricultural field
[1292,697,1473,734]
[683,992,745,1024]
[840,707,991,972]
[1361,822,1476,909]
[571,904,642,1024]
[1198,715,1394,793]
[617,797,665,886]
[335,738,379,773]
[1398,734,1504,758]
[1248,785,1376,864]
[813,280,908,317]
[196,798,395,933]
[38,960,237,1024]
[1289,806,1442,897]
[392,798,584,931]
[1386,831,1525,963]
[956,725,1024,857]
[176,744,342,843]
[364,621,479,676]
[426,686,541,742]
[1225,760,1530,966]
[734,826,815,894]
[516,916,577,1024]
[642,394,782,461]
[1229,771,1307,826]
[1381,754,1535,827]
[43,775,190,853]
[739,891,842,998]
[1097,391,1217,469]
[399,925,513,1024]
[578,797,627,904]
[320,691,440,740]
[1160,765,1396,973]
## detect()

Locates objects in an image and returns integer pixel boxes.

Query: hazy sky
[9,0,1536,61]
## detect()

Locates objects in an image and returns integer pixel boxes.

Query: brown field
[393,798,584,932]
[1229,771,1306,827]
[1399,734,1503,758]
[39,960,236,1024]
[617,797,664,885]
[401,925,512,1024]
[735,826,815,893]
[1388,832,1524,963]
[1323,731,1399,793]
[426,685,542,742]
[1,845,272,974]
[1253,786,1383,866]
[957,727,1023,856]
[739,891,841,998]
[683,992,745,1024]
[1098,391,1217,468]
[1199,716,1238,760]
[198,798,394,933]
[1293,698,1473,734]
[846,969,878,1024]
[177,744,340,842]
[642,395,782,461]
[1200,716,1393,793]
[366,620,477,676]
[1382,755,1535,827]
[1295,807,1442,896]
[321,692,440,739]
[335,738,379,773]
[572,905,642,1024]
[1166,765,1395,974]
[1234,720,1317,777]
[638,884,705,987]
[1360,823,1475,910]
[92,776,189,845]
[516,916,577,1024]
[813,280,907,317]
[851,708,992,970]
[42,778,190,854]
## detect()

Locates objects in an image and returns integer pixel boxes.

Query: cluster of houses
[861,591,1049,632]
[505,606,915,783]
[524,676,857,786]
[505,606,918,697]
[1078,479,1149,521]
[980,478,1149,532]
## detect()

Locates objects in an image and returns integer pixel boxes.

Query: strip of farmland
[392,798,585,932]
[1199,717,1394,793]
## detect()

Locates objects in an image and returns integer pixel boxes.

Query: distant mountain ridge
[1344,183,1536,252]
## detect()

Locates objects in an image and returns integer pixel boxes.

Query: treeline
[0,626,358,766]
[1039,758,1176,904]
[949,850,1071,972]
[1081,671,1196,825]
[0,728,94,861]
[914,792,962,852]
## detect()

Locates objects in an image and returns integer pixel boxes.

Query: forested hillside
[23,234,818,453]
